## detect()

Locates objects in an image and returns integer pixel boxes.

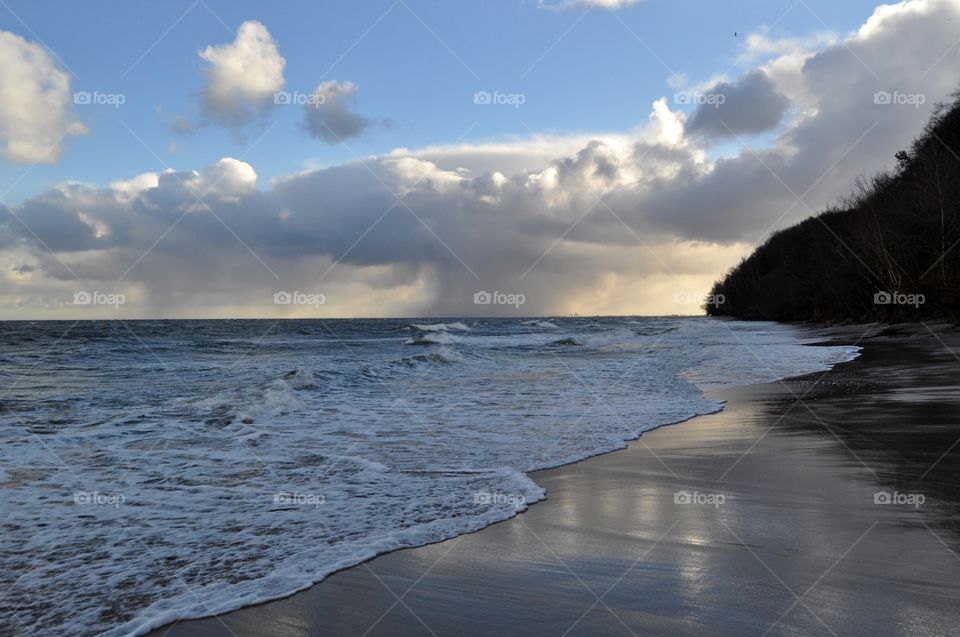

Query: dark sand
[152,323,960,637]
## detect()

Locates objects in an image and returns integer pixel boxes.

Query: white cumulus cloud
[0,30,86,164]
[199,20,286,128]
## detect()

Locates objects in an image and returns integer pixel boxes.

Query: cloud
[0,135,717,317]
[169,115,196,135]
[183,157,258,203]
[198,20,285,129]
[302,80,373,143]
[538,0,641,10]
[109,172,161,204]
[0,30,86,164]
[3,0,960,318]
[684,70,791,138]
[650,0,960,244]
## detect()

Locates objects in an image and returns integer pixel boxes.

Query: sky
[0,0,957,318]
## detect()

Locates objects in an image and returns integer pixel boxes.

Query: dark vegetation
[707,92,960,322]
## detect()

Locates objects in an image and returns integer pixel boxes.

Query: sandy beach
[152,323,960,637]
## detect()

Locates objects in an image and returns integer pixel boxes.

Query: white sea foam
[521,320,559,329]
[412,322,471,332]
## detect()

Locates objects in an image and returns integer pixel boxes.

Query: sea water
[0,317,859,636]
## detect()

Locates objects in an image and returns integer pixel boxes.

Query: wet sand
[153,323,960,636]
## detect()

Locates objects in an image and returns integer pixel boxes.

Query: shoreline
[151,322,960,636]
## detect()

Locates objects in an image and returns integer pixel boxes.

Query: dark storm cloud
[302,81,373,143]
[685,70,790,139]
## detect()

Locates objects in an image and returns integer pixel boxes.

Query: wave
[412,321,470,332]
[206,367,320,428]
[548,328,639,349]
[405,332,462,346]
[339,455,391,473]
[521,320,558,329]
[106,467,546,637]
[393,348,465,367]
[283,367,318,389]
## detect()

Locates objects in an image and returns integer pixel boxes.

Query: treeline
[707,91,960,322]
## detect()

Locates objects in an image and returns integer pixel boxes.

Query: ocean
[0,317,860,636]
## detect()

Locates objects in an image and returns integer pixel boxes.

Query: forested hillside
[707,92,960,322]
